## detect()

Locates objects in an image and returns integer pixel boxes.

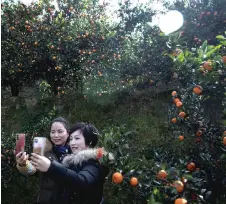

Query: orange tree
[1,0,174,98]
[83,0,175,99]
[164,33,226,203]
[164,0,226,47]
[1,0,116,96]
[99,34,226,203]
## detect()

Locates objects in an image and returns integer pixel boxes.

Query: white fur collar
[62,148,98,167]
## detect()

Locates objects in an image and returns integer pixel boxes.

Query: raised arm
[46,160,100,190]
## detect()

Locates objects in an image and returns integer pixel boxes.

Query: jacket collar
[62,148,98,167]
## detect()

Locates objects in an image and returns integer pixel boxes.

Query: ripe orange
[223,137,226,146]
[157,170,168,179]
[203,61,212,71]
[172,91,177,96]
[174,98,180,104]
[196,130,203,137]
[176,101,183,108]
[112,172,123,184]
[130,177,138,186]
[222,56,226,64]
[173,180,184,193]
[193,85,203,95]
[172,118,177,123]
[187,162,196,172]
[179,112,186,118]
[174,198,188,204]
[223,131,226,135]
[179,135,184,141]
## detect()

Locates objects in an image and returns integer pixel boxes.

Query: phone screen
[15,133,25,155]
[33,137,46,156]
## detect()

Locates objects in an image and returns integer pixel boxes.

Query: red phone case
[15,133,25,155]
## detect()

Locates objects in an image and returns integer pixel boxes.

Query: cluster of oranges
[171,91,186,141]
[156,162,197,204]
[112,172,138,187]
[172,91,183,108]
[156,169,187,203]
[171,90,207,141]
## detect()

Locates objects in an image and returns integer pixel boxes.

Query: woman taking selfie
[16,117,71,204]
[30,122,107,204]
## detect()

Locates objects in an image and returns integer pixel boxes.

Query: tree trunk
[10,84,19,96]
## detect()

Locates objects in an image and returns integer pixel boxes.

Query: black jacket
[46,148,106,204]
[36,151,64,204]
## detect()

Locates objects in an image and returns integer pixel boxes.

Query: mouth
[71,147,80,151]
[53,139,61,143]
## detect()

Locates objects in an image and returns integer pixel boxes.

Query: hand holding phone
[16,151,28,166]
[15,133,25,155]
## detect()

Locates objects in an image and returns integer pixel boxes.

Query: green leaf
[216,35,226,40]
[153,188,159,195]
[184,50,191,58]
[183,174,193,179]
[206,45,222,58]
[59,11,63,19]
[148,194,156,204]
[207,45,214,50]
[177,52,184,62]
[55,17,59,24]
[201,40,208,54]
[198,49,204,59]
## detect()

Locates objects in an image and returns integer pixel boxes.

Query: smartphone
[15,133,25,155]
[33,137,46,156]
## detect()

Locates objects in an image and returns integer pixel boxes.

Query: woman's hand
[30,153,51,172]
[16,152,29,166]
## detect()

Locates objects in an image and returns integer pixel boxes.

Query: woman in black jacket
[30,122,106,204]
[16,117,71,204]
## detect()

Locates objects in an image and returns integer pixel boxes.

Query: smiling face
[50,122,69,146]
[69,130,88,153]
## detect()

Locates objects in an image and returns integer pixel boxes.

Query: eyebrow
[51,129,64,131]
[71,134,81,137]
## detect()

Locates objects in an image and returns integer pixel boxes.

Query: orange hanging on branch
[112,172,123,184]
[130,177,138,186]
[193,85,203,95]
[187,162,196,172]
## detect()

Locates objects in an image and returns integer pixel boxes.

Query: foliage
[1,0,116,95]
[1,92,57,204]
[2,0,226,204]
[164,0,226,47]
[99,34,226,204]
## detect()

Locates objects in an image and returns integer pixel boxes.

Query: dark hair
[51,117,70,133]
[69,122,99,147]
